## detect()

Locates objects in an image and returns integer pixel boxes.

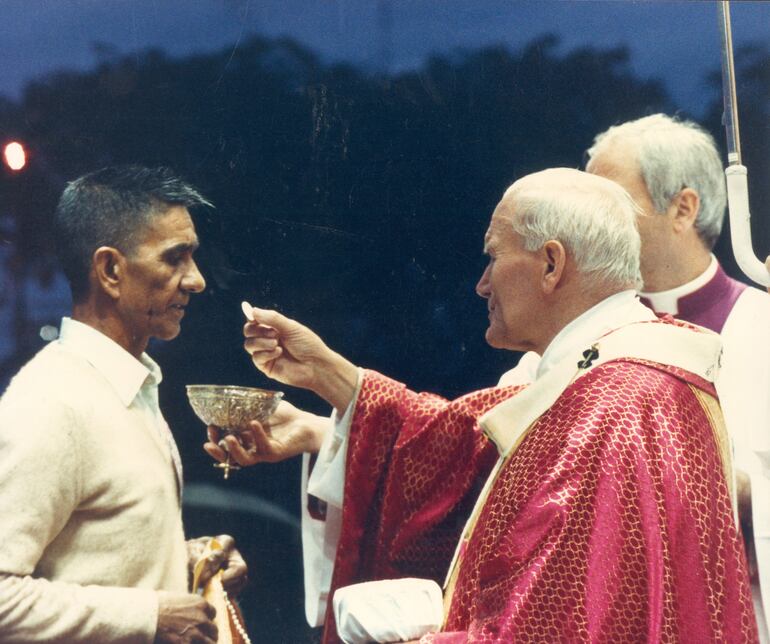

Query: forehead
[586,140,640,182]
[485,197,517,244]
[136,205,199,249]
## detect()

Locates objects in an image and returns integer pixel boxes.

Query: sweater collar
[58,317,162,407]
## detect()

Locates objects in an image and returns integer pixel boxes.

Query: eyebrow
[161,240,199,257]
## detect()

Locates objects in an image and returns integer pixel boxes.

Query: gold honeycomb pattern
[438,359,756,642]
[320,350,756,643]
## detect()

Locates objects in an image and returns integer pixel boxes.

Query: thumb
[250,307,294,332]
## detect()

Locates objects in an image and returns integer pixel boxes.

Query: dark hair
[53,165,212,301]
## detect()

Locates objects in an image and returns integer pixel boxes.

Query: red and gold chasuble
[321,320,757,643]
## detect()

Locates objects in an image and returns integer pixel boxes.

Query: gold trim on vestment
[441,418,538,623]
[689,385,734,504]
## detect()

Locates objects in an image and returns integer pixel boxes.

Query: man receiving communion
[0,166,246,643]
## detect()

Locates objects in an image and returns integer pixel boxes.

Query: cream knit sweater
[0,319,189,642]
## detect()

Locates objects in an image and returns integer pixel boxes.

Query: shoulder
[721,286,770,351]
[558,361,711,453]
[0,342,104,440]
[729,285,770,318]
[576,356,708,402]
[592,318,720,393]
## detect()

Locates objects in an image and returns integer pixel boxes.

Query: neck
[533,284,620,355]
[641,239,711,293]
[72,300,147,359]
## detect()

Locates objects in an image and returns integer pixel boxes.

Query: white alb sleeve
[301,369,363,626]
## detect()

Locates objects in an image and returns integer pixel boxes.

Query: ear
[540,240,567,294]
[92,246,125,300]
[670,188,700,233]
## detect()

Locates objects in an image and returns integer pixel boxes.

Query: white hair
[506,168,643,290]
[586,113,726,249]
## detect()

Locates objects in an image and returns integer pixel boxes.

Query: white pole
[718,1,770,287]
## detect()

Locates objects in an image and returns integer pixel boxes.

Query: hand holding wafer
[240,302,357,412]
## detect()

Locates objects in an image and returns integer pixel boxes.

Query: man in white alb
[578,114,770,641]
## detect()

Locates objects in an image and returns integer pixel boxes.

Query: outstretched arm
[242,306,358,414]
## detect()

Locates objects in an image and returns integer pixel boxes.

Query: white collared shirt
[59,317,184,492]
[536,290,657,379]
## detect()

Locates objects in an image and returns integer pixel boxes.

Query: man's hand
[204,400,328,466]
[242,306,358,413]
[186,534,248,596]
[155,591,217,644]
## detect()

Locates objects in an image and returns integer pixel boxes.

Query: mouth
[169,304,186,315]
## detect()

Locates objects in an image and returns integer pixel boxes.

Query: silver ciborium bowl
[186,384,284,479]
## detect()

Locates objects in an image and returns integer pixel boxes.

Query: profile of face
[475,196,544,353]
[116,205,206,354]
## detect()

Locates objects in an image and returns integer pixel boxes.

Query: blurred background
[1,1,768,641]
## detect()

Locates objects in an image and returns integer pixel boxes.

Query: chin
[485,328,506,349]
[486,327,525,352]
[154,324,182,342]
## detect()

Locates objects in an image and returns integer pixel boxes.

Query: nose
[182,259,206,294]
[476,263,491,299]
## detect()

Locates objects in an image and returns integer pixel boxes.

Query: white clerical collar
[536,290,657,380]
[58,317,162,407]
[639,255,718,315]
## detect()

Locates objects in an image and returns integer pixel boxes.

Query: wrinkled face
[475,199,543,352]
[586,141,672,284]
[118,205,206,353]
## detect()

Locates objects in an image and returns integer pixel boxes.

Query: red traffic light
[3,141,27,171]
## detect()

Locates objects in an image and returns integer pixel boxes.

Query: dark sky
[2,0,769,117]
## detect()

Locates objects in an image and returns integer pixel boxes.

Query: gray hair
[53,165,213,301]
[587,113,726,249]
[507,168,643,290]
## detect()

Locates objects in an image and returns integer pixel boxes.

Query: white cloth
[0,317,189,643]
[302,290,657,628]
[715,287,770,642]
[333,578,443,644]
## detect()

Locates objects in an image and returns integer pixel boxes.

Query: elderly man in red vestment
[209,168,756,642]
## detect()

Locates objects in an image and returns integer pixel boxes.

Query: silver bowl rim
[185,384,284,399]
